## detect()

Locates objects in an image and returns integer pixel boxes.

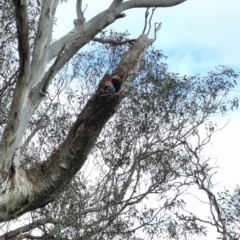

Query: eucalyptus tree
[0,0,239,239]
[0,29,238,239]
[0,0,186,221]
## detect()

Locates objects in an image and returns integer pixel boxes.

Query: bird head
[105,79,113,86]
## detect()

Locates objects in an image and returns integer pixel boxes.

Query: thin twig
[146,7,156,35]
[154,22,162,41]
[142,8,149,34]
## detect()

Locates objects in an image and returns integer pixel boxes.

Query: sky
[55,0,240,185]
[55,0,240,75]
[54,0,240,238]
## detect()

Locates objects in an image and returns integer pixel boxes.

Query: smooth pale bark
[47,0,186,62]
[0,0,30,171]
[0,0,186,222]
[0,0,59,170]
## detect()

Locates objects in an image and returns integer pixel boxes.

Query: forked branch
[0,0,30,170]
[74,0,86,27]
[24,34,153,215]
[48,0,185,62]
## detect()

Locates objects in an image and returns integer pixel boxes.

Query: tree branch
[48,0,124,62]
[118,0,186,12]
[13,0,29,78]
[30,0,59,88]
[74,0,86,28]
[25,34,153,213]
[47,0,185,62]
[36,2,126,102]
[76,0,84,19]
[21,118,47,154]
[0,218,56,240]
[0,0,60,170]
[0,0,30,170]
[93,37,136,45]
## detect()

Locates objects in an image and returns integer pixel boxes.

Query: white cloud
[55,0,240,73]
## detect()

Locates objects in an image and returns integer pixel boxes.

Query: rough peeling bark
[0,34,152,222]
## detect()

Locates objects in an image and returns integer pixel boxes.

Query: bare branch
[154,22,162,41]
[74,0,86,28]
[21,118,48,154]
[183,140,228,240]
[147,7,156,35]
[0,0,30,170]
[142,7,159,38]
[0,218,56,240]
[118,0,186,12]
[30,0,59,87]
[76,0,84,19]
[40,44,67,95]
[48,0,185,62]
[93,37,136,45]
[0,0,60,171]
[47,10,127,78]
[13,0,30,77]
[142,8,150,34]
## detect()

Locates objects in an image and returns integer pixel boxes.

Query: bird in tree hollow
[105,79,116,93]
